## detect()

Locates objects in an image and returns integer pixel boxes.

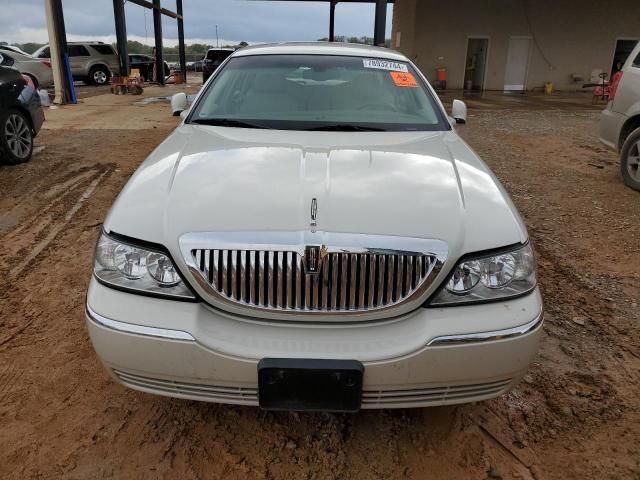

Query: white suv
[86,43,543,412]
[600,41,640,191]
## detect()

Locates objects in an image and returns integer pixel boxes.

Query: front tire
[620,127,640,192]
[89,65,110,86]
[0,109,33,165]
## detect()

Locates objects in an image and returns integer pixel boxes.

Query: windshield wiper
[190,118,268,129]
[305,124,386,132]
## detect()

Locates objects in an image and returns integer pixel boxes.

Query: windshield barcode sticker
[363,59,409,73]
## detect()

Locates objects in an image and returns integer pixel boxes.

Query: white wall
[392,0,640,91]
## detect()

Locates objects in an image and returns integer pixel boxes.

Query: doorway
[464,38,489,92]
[611,39,639,76]
[504,37,532,92]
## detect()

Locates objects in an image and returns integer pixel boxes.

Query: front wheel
[89,66,110,86]
[620,127,640,192]
[0,110,33,165]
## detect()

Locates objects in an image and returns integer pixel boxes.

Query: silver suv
[600,41,640,191]
[33,42,120,86]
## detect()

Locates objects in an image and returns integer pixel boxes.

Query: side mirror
[0,53,4,65]
[451,99,467,124]
[171,92,188,117]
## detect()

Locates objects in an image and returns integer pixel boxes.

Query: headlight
[428,243,536,306]
[94,232,195,300]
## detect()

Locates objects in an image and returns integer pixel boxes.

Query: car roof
[233,42,408,61]
[208,48,235,52]
[0,45,31,57]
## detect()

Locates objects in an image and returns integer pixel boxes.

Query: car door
[0,65,23,111]
[67,45,91,77]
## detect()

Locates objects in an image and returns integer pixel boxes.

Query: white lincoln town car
[86,43,543,411]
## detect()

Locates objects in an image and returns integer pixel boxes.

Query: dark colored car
[128,54,170,82]
[202,48,234,82]
[0,64,45,165]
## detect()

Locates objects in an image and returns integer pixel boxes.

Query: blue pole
[62,53,77,104]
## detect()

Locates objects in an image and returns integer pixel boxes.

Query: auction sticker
[363,59,409,73]
[390,71,418,87]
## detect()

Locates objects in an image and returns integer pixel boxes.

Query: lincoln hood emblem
[304,198,327,273]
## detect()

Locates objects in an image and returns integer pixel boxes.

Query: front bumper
[86,278,543,409]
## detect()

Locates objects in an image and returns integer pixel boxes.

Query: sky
[0,0,393,47]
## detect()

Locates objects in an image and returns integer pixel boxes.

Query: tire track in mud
[0,363,22,405]
[0,165,113,348]
[0,166,113,280]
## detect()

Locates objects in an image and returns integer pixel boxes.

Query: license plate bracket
[258,358,364,412]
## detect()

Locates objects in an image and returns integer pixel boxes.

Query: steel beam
[112,0,129,76]
[329,0,336,42]
[127,0,182,19]
[176,0,187,77]
[373,0,387,46]
[152,0,164,85]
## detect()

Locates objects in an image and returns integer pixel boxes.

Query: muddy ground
[0,87,639,480]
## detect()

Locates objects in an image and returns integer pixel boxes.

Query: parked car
[0,49,53,89]
[87,43,542,412]
[202,48,234,82]
[0,45,32,57]
[128,53,170,81]
[33,42,119,86]
[186,59,203,72]
[0,62,45,165]
[600,41,640,191]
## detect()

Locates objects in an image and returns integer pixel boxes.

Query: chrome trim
[179,231,448,321]
[427,311,544,346]
[86,304,195,342]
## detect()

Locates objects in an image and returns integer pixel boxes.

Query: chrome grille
[191,250,436,312]
[181,231,447,319]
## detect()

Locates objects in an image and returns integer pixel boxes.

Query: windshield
[189,54,448,131]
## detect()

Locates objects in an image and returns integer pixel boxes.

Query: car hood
[105,125,527,264]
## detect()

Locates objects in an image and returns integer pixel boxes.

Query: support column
[112,0,129,76]
[374,0,387,46]
[152,0,164,85]
[329,0,336,42]
[176,0,187,78]
[44,0,76,104]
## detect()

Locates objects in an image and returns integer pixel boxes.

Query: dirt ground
[1,87,639,480]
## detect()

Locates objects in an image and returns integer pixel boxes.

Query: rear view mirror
[452,99,468,124]
[171,92,188,117]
